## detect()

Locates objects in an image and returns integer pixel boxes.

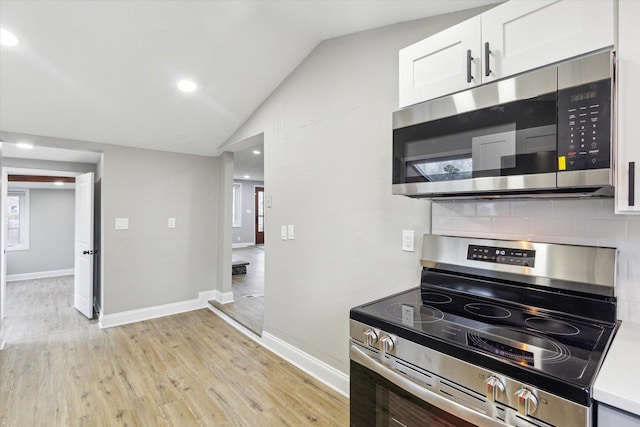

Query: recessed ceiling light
[244,175,250,179]
[16,142,34,150]
[0,28,19,47]
[53,181,64,186]
[253,150,261,155]
[177,80,197,93]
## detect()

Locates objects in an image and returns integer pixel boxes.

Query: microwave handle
[350,344,507,427]
[630,161,636,207]
[485,42,491,77]
[467,49,473,83]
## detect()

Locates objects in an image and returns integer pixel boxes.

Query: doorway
[0,144,101,346]
[211,135,265,336]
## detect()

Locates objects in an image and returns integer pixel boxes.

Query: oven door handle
[350,345,507,427]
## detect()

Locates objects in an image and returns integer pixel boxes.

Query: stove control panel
[467,245,536,267]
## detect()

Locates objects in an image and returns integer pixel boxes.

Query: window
[7,189,30,251]
[232,183,242,227]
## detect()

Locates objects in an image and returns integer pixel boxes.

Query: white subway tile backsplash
[430,198,640,319]
[510,200,553,218]
[531,217,575,237]
[598,199,618,218]
[431,216,459,234]
[575,219,627,240]
[476,201,510,217]
[490,217,530,235]
[627,217,640,238]
[552,199,602,218]
[458,217,492,233]
[437,201,476,217]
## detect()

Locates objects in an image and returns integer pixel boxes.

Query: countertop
[593,321,640,416]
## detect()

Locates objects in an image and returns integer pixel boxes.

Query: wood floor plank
[0,277,348,426]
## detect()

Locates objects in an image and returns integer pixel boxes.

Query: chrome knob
[484,376,505,402]
[363,329,378,347]
[514,388,538,416]
[379,335,396,354]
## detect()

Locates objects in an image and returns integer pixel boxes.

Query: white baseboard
[261,332,349,398]
[99,289,218,329]
[7,269,74,282]
[206,305,349,398]
[232,242,255,248]
[210,290,234,304]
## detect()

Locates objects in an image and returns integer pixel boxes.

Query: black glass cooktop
[350,284,617,403]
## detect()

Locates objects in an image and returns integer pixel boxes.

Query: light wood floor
[0,276,348,426]
[212,246,265,335]
[1,276,97,344]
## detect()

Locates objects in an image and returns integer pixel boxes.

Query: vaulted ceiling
[0,0,501,157]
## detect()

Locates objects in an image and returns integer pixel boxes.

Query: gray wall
[232,179,264,245]
[7,189,75,275]
[0,132,221,315]
[101,145,219,313]
[222,9,490,374]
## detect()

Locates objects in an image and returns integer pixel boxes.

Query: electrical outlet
[168,218,176,229]
[401,304,415,326]
[115,218,129,230]
[402,230,415,252]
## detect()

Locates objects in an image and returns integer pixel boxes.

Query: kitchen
[1,0,639,426]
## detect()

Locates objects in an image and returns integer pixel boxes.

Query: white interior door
[74,172,94,318]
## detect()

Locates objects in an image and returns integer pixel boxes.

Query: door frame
[254,185,264,245]
[0,167,94,321]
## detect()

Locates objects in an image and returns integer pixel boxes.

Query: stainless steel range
[350,235,618,427]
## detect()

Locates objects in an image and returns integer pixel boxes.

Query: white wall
[222,8,493,374]
[6,189,75,276]
[232,179,264,245]
[431,198,640,324]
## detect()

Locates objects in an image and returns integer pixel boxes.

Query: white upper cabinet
[399,17,480,108]
[482,0,615,84]
[616,0,640,213]
[399,0,615,108]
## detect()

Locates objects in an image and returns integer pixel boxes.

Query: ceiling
[0,0,501,162]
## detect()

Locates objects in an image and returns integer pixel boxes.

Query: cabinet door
[616,0,640,213]
[481,0,614,83]
[399,16,480,108]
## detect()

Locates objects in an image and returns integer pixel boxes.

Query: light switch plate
[168,218,176,229]
[266,195,273,208]
[281,225,288,240]
[115,218,129,230]
[402,229,415,252]
[287,224,295,240]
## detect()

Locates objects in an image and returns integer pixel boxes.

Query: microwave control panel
[557,79,611,171]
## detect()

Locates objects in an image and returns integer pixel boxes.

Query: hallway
[211,245,265,335]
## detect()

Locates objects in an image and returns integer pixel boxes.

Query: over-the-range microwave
[392,50,615,199]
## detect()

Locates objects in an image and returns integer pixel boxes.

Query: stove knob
[379,335,396,354]
[484,376,505,402]
[514,388,538,416]
[363,329,378,347]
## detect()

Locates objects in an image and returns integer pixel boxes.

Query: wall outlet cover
[402,229,415,252]
[115,218,129,230]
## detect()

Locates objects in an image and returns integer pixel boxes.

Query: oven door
[350,345,507,427]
